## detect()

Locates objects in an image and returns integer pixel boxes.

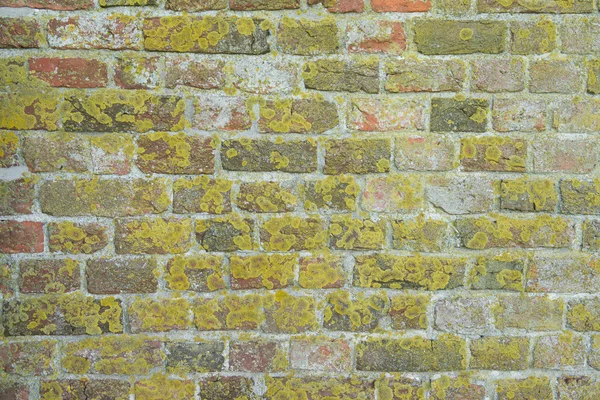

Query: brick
[0,92,61,130]
[221,138,317,173]
[435,296,492,334]
[194,294,264,331]
[135,375,195,400]
[40,178,169,217]
[0,257,14,295]
[137,132,214,174]
[583,219,600,251]
[101,0,155,4]
[478,0,593,12]
[0,221,43,254]
[19,258,80,294]
[166,341,224,373]
[530,59,582,93]
[0,0,92,8]
[456,214,574,249]
[331,216,385,250]
[0,18,43,48]
[298,254,345,289]
[0,383,28,400]
[460,136,526,172]
[492,98,547,132]
[471,57,525,92]
[263,291,318,333]
[347,20,406,54]
[199,376,256,400]
[290,336,351,372]
[414,20,507,55]
[0,340,56,376]
[115,218,193,254]
[278,17,339,55]
[470,337,529,370]
[567,298,600,331]
[237,181,297,213]
[29,58,107,88]
[256,98,339,133]
[303,58,379,93]
[496,377,553,400]
[0,131,20,167]
[61,335,164,374]
[561,179,600,214]
[589,59,600,94]
[62,90,186,132]
[309,0,364,12]
[2,292,122,336]
[231,59,299,94]
[304,175,358,212]
[48,15,141,50]
[431,98,489,132]
[166,58,225,89]
[22,132,89,173]
[0,179,34,215]
[323,291,387,332]
[500,178,558,212]
[430,376,486,400]
[426,176,495,215]
[557,376,600,400]
[363,175,424,212]
[389,294,429,330]
[433,0,471,13]
[143,16,269,54]
[534,333,586,369]
[354,254,465,290]
[115,55,159,89]
[528,254,600,293]
[470,253,526,291]
[392,216,452,252]
[395,135,455,171]
[532,136,598,173]
[165,0,226,10]
[174,177,231,214]
[348,97,427,131]
[196,215,255,251]
[266,376,373,399]
[86,258,158,294]
[229,340,286,372]
[592,336,600,370]
[129,296,191,333]
[553,97,600,133]
[561,17,600,54]
[165,255,225,292]
[324,138,391,174]
[372,0,431,12]
[195,96,251,131]
[40,380,130,400]
[260,216,327,251]
[89,134,135,175]
[385,58,465,92]
[357,335,466,372]
[494,294,563,331]
[231,0,299,9]
[230,254,295,290]
[510,18,557,54]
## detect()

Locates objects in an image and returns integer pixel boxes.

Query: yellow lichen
[165,255,225,292]
[330,215,385,250]
[130,296,191,332]
[324,290,388,331]
[230,254,296,290]
[262,215,327,251]
[298,254,344,289]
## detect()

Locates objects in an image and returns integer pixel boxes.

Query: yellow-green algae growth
[194,294,264,330]
[129,296,191,332]
[174,176,232,214]
[501,177,557,210]
[389,294,429,329]
[262,215,328,251]
[230,254,296,289]
[324,291,388,331]
[135,374,195,400]
[165,255,225,291]
[49,221,105,254]
[298,254,345,289]
[330,215,385,250]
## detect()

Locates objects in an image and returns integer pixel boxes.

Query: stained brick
[459,136,526,172]
[372,0,430,12]
[48,15,141,50]
[470,337,529,370]
[471,57,525,92]
[22,132,90,173]
[0,340,57,376]
[196,215,256,252]
[166,341,224,373]
[278,17,339,55]
[0,0,92,9]
[347,20,405,54]
[86,258,158,294]
[0,18,43,48]
[510,18,557,54]
[166,58,226,89]
[532,136,598,173]
[195,96,251,131]
[527,254,600,293]
[493,294,564,331]
[324,138,391,174]
[0,179,34,215]
[385,58,465,92]
[414,20,507,55]
[530,59,582,94]
[492,98,547,132]
[303,58,379,93]
[19,258,80,293]
[348,97,427,131]
[0,221,44,254]
[478,0,593,12]
[115,55,159,89]
[230,340,286,372]
[29,58,108,88]
[115,218,193,254]
[257,98,339,133]
[431,98,489,132]
[290,337,351,372]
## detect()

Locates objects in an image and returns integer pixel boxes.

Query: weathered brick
[165,255,225,292]
[470,253,526,291]
[89,133,135,175]
[557,376,600,400]
[166,58,226,89]
[101,0,155,5]
[553,97,600,133]
[0,92,61,130]
[471,57,525,92]
[266,376,373,399]
[385,58,465,92]
[29,58,107,88]
[500,178,558,212]
[303,58,379,93]
[256,98,339,133]
[143,16,270,54]
[19,258,80,294]
[510,18,557,54]
[0,221,43,254]
[165,0,226,11]
[356,335,466,372]
[561,179,600,214]
[470,337,529,370]
[86,258,158,294]
[221,138,317,173]
[431,98,489,132]
[323,291,387,332]
[324,138,391,174]
[430,375,486,400]
[134,375,195,400]
[354,253,465,290]
[2,292,122,336]
[435,296,493,334]
[61,335,164,374]
[173,177,231,215]
[414,20,507,55]
[0,382,29,400]
[0,131,20,167]
[0,179,34,215]
[229,340,286,372]
[460,136,526,172]
[40,379,130,400]
[62,90,186,132]
[166,341,224,373]
[348,97,426,131]
[495,377,553,400]
[589,59,600,94]
[534,333,586,369]
[48,15,141,50]
[237,181,297,213]
[532,136,598,173]
[115,55,159,89]
[298,254,345,289]
[561,17,600,54]
[129,296,191,333]
[331,216,385,250]
[40,178,170,217]
[278,17,339,55]
[363,175,424,212]
[309,0,364,12]
[194,294,264,331]
[290,336,351,372]
[528,254,600,293]
[492,98,547,132]
[456,214,574,249]
[372,0,430,12]
[347,20,405,54]
[230,59,299,94]
[137,133,214,174]
[260,215,327,252]
[0,257,14,295]
[231,0,299,9]
[567,298,600,331]
[115,218,193,254]
[392,216,451,252]
[426,176,495,215]
[199,376,256,400]
[230,254,295,290]
[494,294,564,331]
[196,215,255,251]
[0,0,92,9]
[0,340,56,376]
[22,132,89,173]
[478,0,593,12]
[530,59,582,93]
[591,336,600,370]
[263,291,318,333]
[195,96,251,131]
[303,175,358,212]
[389,294,429,330]
[583,219,600,251]
[0,18,43,48]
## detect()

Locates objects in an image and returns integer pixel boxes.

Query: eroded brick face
[1,1,599,398]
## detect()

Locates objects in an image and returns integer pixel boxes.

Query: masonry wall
[1,0,600,398]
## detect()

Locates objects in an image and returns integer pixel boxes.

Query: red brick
[48,15,141,50]
[0,340,57,376]
[348,97,426,131]
[347,20,405,54]
[0,0,92,9]
[532,136,598,173]
[19,258,80,294]
[372,0,431,12]
[166,58,226,89]
[310,0,364,12]
[0,221,43,254]
[229,340,287,372]
[115,55,159,89]
[194,96,251,131]
[0,179,35,215]
[0,383,29,400]
[0,18,43,48]
[231,0,299,10]
[471,57,525,92]
[290,337,351,372]
[29,58,107,88]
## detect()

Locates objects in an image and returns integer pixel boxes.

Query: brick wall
[1,0,600,398]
